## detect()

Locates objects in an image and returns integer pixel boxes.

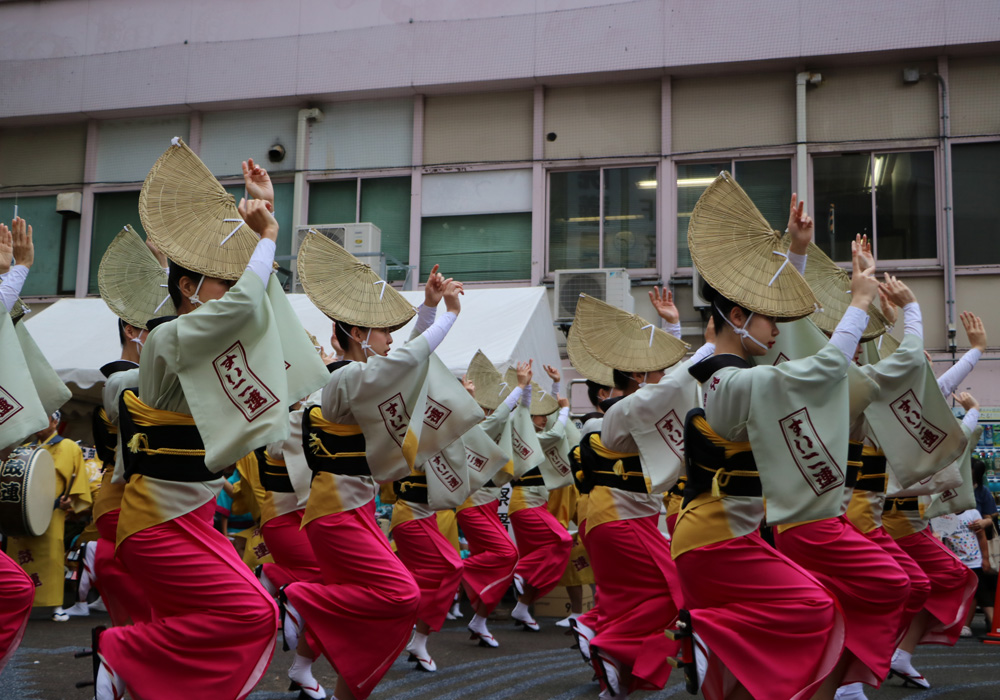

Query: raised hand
[854,234,874,272]
[878,288,897,326]
[0,224,12,275]
[516,359,533,388]
[878,272,916,308]
[787,193,814,255]
[849,239,879,308]
[238,198,279,242]
[242,158,274,209]
[11,217,33,269]
[461,374,476,398]
[960,311,987,352]
[424,264,453,308]
[442,278,464,315]
[542,363,561,383]
[649,285,679,324]
[952,391,979,413]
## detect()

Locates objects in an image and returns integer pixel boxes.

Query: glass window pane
[421,213,531,282]
[873,151,936,260]
[603,166,656,270]
[953,142,1000,266]
[733,159,792,232]
[549,170,600,270]
[360,176,411,281]
[676,162,728,267]
[307,180,357,227]
[7,195,77,297]
[90,191,143,295]
[813,154,873,262]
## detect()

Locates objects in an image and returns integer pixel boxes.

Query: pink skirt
[892,528,978,645]
[509,505,573,598]
[576,518,601,632]
[260,509,322,586]
[861,525,932,639]
[774,516,909,686]
[94,508,153,626]
[393,515,465,631]
[675,530,845,700]
[0,549,34,672]
[456,502,518,614]
[587,516,682,691]
[101,504,278,700]
[285,503,420,700]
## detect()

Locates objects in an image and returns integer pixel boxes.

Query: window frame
[807,141,943,270]
[671,151,797,275]
[945,135,1000,275]
[544,159,660,279]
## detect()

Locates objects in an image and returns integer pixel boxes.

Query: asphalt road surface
[2,604,998,699]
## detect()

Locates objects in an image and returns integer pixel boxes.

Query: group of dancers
[0,141,990,700]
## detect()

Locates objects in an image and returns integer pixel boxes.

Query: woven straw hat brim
[688,171,819,320]
[297,229,415,331]
[9,298,28,323]
[527,380,560,416]
[788,237,888,342]
[574,294,688,373]
[138,138,258,281]
[876,332,900,361]
[98,226,176,329]
[468,350,507,411]
[566,323,614,386]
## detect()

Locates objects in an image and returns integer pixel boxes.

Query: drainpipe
[292,107,324,246]
[936,59,957,355]
[795,72,810,203]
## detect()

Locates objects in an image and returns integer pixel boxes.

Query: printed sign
[655,409,684,460]
[466,448,488,472]
[511,427,534,461]
[0,386,24,426]
[378,393,411,448]
[428,452,463,492]
[779,408,843,495]
[423,398,452,431]
[544,446,571,476]
[212,341,279,422]
[890,390,946,454]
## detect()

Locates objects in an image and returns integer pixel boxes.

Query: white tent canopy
[22,286,561,413]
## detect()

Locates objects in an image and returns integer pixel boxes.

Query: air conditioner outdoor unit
[552,268,633,322]
[291,223,382,292]
[691,266,711,308]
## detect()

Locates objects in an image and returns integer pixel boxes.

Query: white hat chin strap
[716,302,769,352]
[637,371,649,388]
[360,328,376,357]
[130,337,144,350]
[188,275,205,307]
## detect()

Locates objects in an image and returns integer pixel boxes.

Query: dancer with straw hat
[571,293,700,699]
[454,351,524,649]
[671,172,882,700]
[73,226,174,630]
[743,237,911,700]
[506,367,574,633]
[93,139,328,700]
[0,216,46,673]
[286,233,470,700]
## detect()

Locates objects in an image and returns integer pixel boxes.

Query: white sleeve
[245,239,276,288]
[502,386,523,411]
[661,319,682,339]
[788,251,808,276]
[0,265,29,312]
[412,303,437,335]
[420,311,456,353]
[550,381,561,398]
[557,406,570,425]
[902,302,922,340]
[963,408,980,430]
[521,383,532,409]
[690,342,716,365]
[937,348,982,397]
[829,306,869,361]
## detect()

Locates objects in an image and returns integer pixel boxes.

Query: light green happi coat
[267,278,331,402]
[492,408,516,486]
[0,313,50,449]
[143,272,328,472]
[509,405,545,479]
[14,322,71,418]
[604,357,702,494]
[860,334,966,489]
[535,413,578,491]
[921,423,980,519]
[460,424,511,492]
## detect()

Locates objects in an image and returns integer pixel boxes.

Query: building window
[421,213,532,282]
[676,158,792,268]
[952,141,1000,266]
[813,151,936,262]
[549,165,657,272]
[307,176,411,279]
[3,195,78,297]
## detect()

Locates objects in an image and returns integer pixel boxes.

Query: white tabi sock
[512,601,531,620]
[408,631,430,659]
[469,613,490,636]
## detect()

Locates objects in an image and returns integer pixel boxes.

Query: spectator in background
[970,458,999,539]
[931,507,994,635]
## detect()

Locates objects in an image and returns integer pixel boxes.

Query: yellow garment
[508,485,548,515]
[7,435,91,607]
[845,446,888,535]
[232,453,265,521]
[558,538,595,586]
[301,408,378,526]
[881,498,926,539]
[585,485,662,532]
[546,484,579,529]
[389,498,435,531]
[436,509,461,553]
[92,469,126,523]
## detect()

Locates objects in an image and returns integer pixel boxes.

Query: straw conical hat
[501,367,559,416]
[875,331,900,361]
[98,226,176,329]
[467,350,509,411]
[297,229,415,330]
[575,294,688,373]
[688,171,818,320]
[567,323,613,386]
[139,137,258,280]
[9,298,29,324]
[786,237,888,342]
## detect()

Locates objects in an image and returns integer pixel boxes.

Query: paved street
[2,603,998,699]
